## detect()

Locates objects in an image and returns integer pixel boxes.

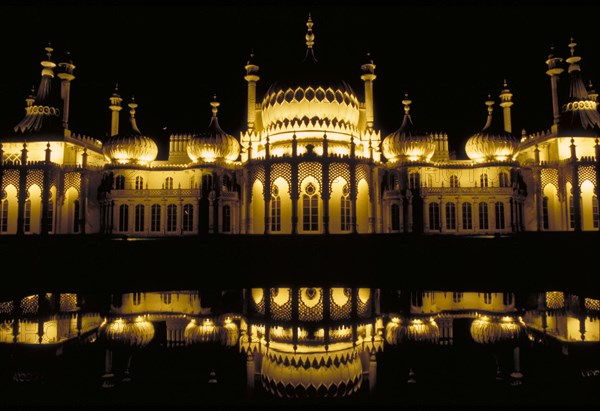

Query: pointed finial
[569,37,576,56]
[305,13,315,50]
[210,94,220,117]
[503,79,508,88]
[112,83,120,97]
[128,96,137,112]
[402,92,412,115]
[45,41,53,60]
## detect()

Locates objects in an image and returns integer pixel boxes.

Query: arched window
[223,205,231,233]
[503,292,513,306]
[134,204,145,232]
[480,173,488,188]
[1,199,8,232]
[478,202,489,230]
[302,183,318,231]
[160,293,172,305]
[167,204,177,232]
[115,175,125,190]
[391,203,400,231]
[118,204,128,232]
[445,202,456,230]
[133,292,142,306]
[24,199,31,233]
[593,196,599,229]
[483,292,492,304]
[135,176,144,190]
[340,184,351,231]
[151,204,161,232]
[462,202,472,230]
[542,197,549,230]
[409,172,420,189]
[183,204,193,232]
[73,200,80,233]
[453,292,463,303]
[271,186,281,232]
[429,202,440,230]
[495,201,505,230]
[164,177,173,190]
[449,175,459,188]
[499,171,509,188]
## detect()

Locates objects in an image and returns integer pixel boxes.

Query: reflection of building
[2,19,600,237]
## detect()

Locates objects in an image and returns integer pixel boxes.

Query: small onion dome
[385,316,440,345]
[186,98,240,163]
[470,315,526,345]
[97,317,155,349]
[465,98,518,162]
[220,320,239,348]
[103,99,158,165]
[184,318,220,344]
[381,95,435,163]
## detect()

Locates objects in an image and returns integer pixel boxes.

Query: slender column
[102,349,114,388]
[40,143,52,235]
[263,143,271,235]
[534,145,544,231]
[596,139,600,231]
[79,148,88,234]
[16,143,28,235]
[546,48,564,131]
[322,134,330,234]
[291,134,299,235]
[350,142,357,234]
[570,139,582,231]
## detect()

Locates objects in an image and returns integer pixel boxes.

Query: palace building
[1,16,599,237]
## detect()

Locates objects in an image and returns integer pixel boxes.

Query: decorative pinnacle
[485,95,494,114]
[128,97,137,113]
[45,42,53,60]
[305,13,315,49]
[247,50,254,66]
[569,37,576,56]
[211,94,220,117]
[402,93,412,115]
[112,83,120,97]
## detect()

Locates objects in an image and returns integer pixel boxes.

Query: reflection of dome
[184,318,220,344]
[98,317,155,349]
[103,100,158,165]
[385,316,439,345]
[470,315,525,344]
[187,99,240,163]
[260,343,363,398]
[382,96,435,162]
[220,321,239,347]
[465,99,518,162]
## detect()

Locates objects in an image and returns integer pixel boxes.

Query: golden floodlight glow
[385,316,440,345]
[470,315,525,345]
[97,317,155,349]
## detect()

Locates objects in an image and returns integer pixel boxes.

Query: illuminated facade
[1,20,600,236]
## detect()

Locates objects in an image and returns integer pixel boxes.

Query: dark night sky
[1,1,600,158]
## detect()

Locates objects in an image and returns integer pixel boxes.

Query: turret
[361,52,376,131]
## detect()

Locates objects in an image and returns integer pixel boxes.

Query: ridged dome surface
[187,101,240,163]
[465,100,518,162]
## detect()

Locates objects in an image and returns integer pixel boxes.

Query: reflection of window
[462,202,472,230]
[449,175,459,188]
[593,196,599,229]
[340,184,351,231]
[135,176,144,190]
[183,204,193,232]
[429,202,440,230]
[569,196,575,229]
[480,173,488,188]
[73,200,80,233]
[24,199,31,233]
[1,199,8,232]
[119,204,128,232]
[445,202,456,230]
[302,183,318,231]
[167,204,177,232]
[151,204,161,232]
[160,293,172,305]
[46,198,54,233]
[479,202,489,230]
[391,203,400,231]
[483,293,492,304]
[115,175,125,190]
[495,202,505,230]
[411,292,424,307]
[271,186,281,232]
[503,293,513,306]
[542,197,549,230]
[134,204,144,232]
[453,292,463,303]
[499,171,509,188]
[133,293,142,306]
[409,173,420,189]
[223,205,231,233]
[164,177,173,190]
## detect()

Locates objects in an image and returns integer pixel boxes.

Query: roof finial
[211,94,220,117]
[45,41,53,60]
[569,36,576,56]
[128,97,141,134]
[402,92,412,115]
[304,13,317,62]
[566,37,581,73]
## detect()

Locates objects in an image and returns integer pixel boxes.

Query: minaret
[499,80,513,133]
[545,45,564,131]
[108,84,123,137]
[244,52,259,130]
[361,52,377,131]
[57,51,76,131]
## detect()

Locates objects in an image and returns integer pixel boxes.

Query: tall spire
[499,79,513,133]
[244,50,260,130]
[304,13,317,62]
[361,51,377,130]
[546,44,564,128]
[109,83,123,137]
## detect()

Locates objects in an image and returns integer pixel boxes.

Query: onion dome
[381,94,435,162]
[186,97,240,163]
[184,318,220,344]
[385,316,440,345]
[465,97,518,162]
[557,38,600,137]
[102,98,158,165]
[220,320,239,347]
[470,315,526,345]
[260,344,363,398]
[97,317,155,349]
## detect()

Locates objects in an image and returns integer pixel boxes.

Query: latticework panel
[26,169,44,192]
[329,163,351,195]
[578,165,597,189]
[330,288,352,320]
[546,291,564,309]
[20,295,39,315]
[270,288,292,321]
[251,165,265,188]
[0,300,14,314]
[585,298,600,311]
[541,168,558,192]
[355,164,369,188]
[271,163,292,195]
[2,169,20,194]
[59,294,78,312]
[357,289,371,318]
[298,288,323,322]
[250,288,265,315]
[63,172,81,195]
[298,162,322,192]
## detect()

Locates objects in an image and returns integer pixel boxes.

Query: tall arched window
[462,202,472,230]
[1,199,8,232]
[118,204,128,232]
[391,203,400,231]
[151,204,161,232]
[302,183,318,231]
[340,184,351,231]
[495,201,505,229]
[115,175,125,190]
[223,205,231,233]
[542,196,549,230]
[24,199,31,233]
[135,176,144,190]
[167,204,177,232]
[409,172,420,189]
[134,204,145,232]
[183,204,193,232]
[445,202,456,230]
[480,173,488,188]
[499,171,509,188]
[73,200,80,233]
[271,186,281,232]
[478,202,489,230]
[164,177,173,190]
[429,202,440,230]
[593,196,599,229]
[449,175,459,188]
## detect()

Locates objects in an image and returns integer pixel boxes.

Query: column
[291,135,299,235]
[571,139,582,232]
